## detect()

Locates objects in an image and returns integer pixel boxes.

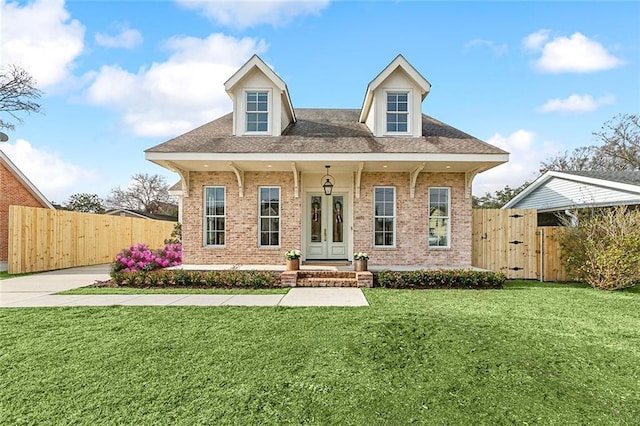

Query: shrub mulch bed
[101,269,505,290]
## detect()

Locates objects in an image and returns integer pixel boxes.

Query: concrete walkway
[0,265,369,308]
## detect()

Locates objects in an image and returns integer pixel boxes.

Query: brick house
[0,150,54,271]
[146,55,508,267]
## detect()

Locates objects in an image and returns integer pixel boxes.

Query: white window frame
[244,89,270,134]
[428,187,451,249]
[384,90,410,135]
[373,186,396,248]
[258,186,281,248]
[203,186,226,247]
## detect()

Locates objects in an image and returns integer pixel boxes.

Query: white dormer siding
[359,55,431,138]
[224,55,295,136]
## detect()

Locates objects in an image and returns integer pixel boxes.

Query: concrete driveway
[0,265,369,307]
[0,265,111,307]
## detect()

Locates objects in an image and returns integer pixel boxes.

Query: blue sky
[1,0,638,203]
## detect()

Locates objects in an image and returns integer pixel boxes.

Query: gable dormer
[359,55,431,137]
[224,55,296,136]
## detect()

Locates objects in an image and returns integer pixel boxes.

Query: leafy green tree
[473,181,530,209]
[559,206,640,290]
[64,193,106,214]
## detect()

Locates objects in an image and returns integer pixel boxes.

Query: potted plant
[353,252,369,272]
[284,249,302,270]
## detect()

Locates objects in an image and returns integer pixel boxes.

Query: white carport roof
[502,170,640,212]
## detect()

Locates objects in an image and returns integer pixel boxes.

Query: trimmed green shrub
[374,269,505,289]
[111,269,280,288]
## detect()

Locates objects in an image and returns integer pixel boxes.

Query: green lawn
[0,271,32,280]
[1,281,639,425]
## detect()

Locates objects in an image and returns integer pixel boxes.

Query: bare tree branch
[106,173,177,215]
[540,114,640,173]
[0,65,43,131]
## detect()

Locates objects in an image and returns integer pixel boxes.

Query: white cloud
[0,0,84,88]
[473,130,559,196]
[465,39,508,56]
[0,139,100,203]
[538,93,615,114]
[522,29,550,51]
[84,33,267,137]
[176,0,329,29]
[523,30,623,73]
[95,24,143,49]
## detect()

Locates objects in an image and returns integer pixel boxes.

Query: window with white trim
[204,186,225,246]
[259,187,280,246]
[374,186,395,246]
[386,91,408,133]
[246,91,269,132]
[428,187,450,248]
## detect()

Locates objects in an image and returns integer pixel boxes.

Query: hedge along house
[145,55,508,268]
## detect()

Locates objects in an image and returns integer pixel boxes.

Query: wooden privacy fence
[472,209,568,281]
[8,206,176,274]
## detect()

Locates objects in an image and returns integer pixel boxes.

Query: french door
[305,193,347,260]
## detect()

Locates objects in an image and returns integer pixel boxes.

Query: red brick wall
[354,172,471,267]
[182,171,302,265]
[0,163,50,263]
[182,170,472,267]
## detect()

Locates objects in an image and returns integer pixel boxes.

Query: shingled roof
[559,170,640,186]
[146,109,507,156]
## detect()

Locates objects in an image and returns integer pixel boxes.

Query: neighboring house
[145,55,508,267]
[0,150,54,271]
[104,208,177,222]
[503,170,640,225]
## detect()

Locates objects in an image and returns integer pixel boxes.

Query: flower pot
[354,259,368,272]
[286,258,300,271]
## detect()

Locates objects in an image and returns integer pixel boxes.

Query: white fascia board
[224,54,295,124]
[537,199,640,213]
[146,151,509,164]
[502,171,553,209]
[552,171,640,194]
[368,55,431,98]
[224,55,286,93]
[359,55,431,123]
[282,83,296,123]
[358,87,374,123]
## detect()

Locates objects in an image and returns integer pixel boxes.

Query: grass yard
[1,281,639,425]
[0,271,32,280]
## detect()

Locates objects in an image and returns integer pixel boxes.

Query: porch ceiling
[147,154,508,175]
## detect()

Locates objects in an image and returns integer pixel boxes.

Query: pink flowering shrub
[113,243,182,273]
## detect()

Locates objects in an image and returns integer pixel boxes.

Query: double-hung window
[428,187,450,248]
[204,187,225,246]
[386,91,408,133]
[246,91,269,132]
[259,187,280,247]
[374,187,395,247]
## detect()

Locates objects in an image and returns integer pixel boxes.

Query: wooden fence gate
[472,209,567,281]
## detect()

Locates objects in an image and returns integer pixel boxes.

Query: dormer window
[386,91,408,133]
[246,91,269,132]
